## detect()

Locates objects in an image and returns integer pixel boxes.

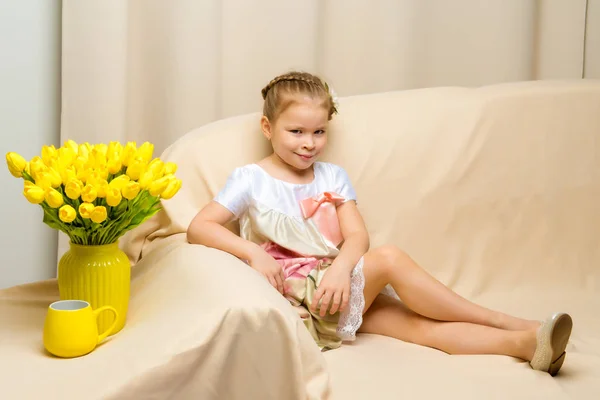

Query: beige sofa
[1,80,599,399]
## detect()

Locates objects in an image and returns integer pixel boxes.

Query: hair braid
[261,73,321,99]
[261,71,337,121]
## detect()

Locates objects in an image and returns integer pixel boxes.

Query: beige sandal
[529,313,573,376]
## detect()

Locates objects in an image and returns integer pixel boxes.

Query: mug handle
[93,306,119,343]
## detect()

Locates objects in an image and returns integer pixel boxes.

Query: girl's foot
[529,313,573,375]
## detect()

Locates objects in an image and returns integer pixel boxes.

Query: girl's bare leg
[359,294,537,360]
[359,245,540,331]
[354,245,571,373]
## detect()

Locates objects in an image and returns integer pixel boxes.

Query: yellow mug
[43,300,118,358]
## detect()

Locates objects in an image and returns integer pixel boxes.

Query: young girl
[187,71,573,376]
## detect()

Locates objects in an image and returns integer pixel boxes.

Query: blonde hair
[261,71,337,122]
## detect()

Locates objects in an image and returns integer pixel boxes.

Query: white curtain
[61,0,598,153]
[58,0,598,258]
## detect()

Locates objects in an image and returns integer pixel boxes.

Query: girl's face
[261,95,329,171]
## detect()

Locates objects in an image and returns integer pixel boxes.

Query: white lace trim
[336,257,365,341]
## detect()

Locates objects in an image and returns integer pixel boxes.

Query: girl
[187,71,573,376]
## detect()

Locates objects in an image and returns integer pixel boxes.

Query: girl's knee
[374,245,411,270]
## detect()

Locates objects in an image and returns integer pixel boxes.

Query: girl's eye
[290,130,301,134]
[315,130,325,135]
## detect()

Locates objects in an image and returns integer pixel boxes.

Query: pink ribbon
[261,242,325,296]
[299,191,345,247]
[262,242,320,280]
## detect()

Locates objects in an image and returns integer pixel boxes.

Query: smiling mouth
[296,153,315,160]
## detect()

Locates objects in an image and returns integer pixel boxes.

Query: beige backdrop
[58,0,599,258]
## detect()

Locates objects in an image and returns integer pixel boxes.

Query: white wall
[0,1,61,288]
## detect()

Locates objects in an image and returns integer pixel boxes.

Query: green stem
[21,171,35,183]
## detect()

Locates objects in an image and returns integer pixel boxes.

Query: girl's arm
[310,200,369,316]
[187,201,285,293]
[187,201,260,261]
[332,200,370,272]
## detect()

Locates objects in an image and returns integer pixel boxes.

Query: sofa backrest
[122,80,600,294]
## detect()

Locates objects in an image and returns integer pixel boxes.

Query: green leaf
[43,212,63,231]
[69,227,88,239]
[128,210,150,227]
[110,200,128,219]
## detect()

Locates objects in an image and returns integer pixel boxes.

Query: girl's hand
[248,248,285,294]
[311,265,351,317]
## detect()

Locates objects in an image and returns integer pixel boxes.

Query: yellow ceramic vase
[58,241,130,334]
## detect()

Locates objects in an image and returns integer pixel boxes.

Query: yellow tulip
[121,142,137,167]
[44,187,64,208]
[60,166,77,184]
[94,143,108,156]
[163,162,178,175]
[6,152,28,178]
[87,152,96,170]
[73,155,86,171]
[7,164,21,178]
[81,184,97,203]
[91,148,107,170]
[147,159,165,178]
[107,141,122,157]
[41,145,58,165]
[90,206,108,223]
[87,170,101,183]
[79,203,95,218]
[148,176,170,196]
[23,181,45,204]
[106,187,122,207]
[78,143,91,159]
[85,176,97,189]
[125,158,146,181]
[64,139,79,154]
[56,152,75,173]
[74,157,92,179]
[47,158,60,170]
[29,156,46,181]
[109,174,130,190]
[64,180,83,199]
[137,170,154,189]
[48,167,62,188]
[76,167,92,183]
[122,181,141,200]
[107,154,122,174]
[78,202,95,218]
[96,165,109,180]
[60,140,78,167]
[59,204,77,223]
[35,171,53,190]
[160,178,182,199]
[95,180,109,198]
[136,142,154,163]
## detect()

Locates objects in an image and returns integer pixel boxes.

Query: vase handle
[93,306,119,343]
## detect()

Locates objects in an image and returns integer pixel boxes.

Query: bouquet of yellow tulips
[5,140,182,245]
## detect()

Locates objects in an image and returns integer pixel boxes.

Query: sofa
[1,80,599,399]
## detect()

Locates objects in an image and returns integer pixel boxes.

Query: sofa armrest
[0,235,330,400]
[112,236,331,400]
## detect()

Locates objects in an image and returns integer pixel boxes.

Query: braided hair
[261,71,337,121]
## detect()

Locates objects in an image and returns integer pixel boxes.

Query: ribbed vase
[57,241,130,334]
